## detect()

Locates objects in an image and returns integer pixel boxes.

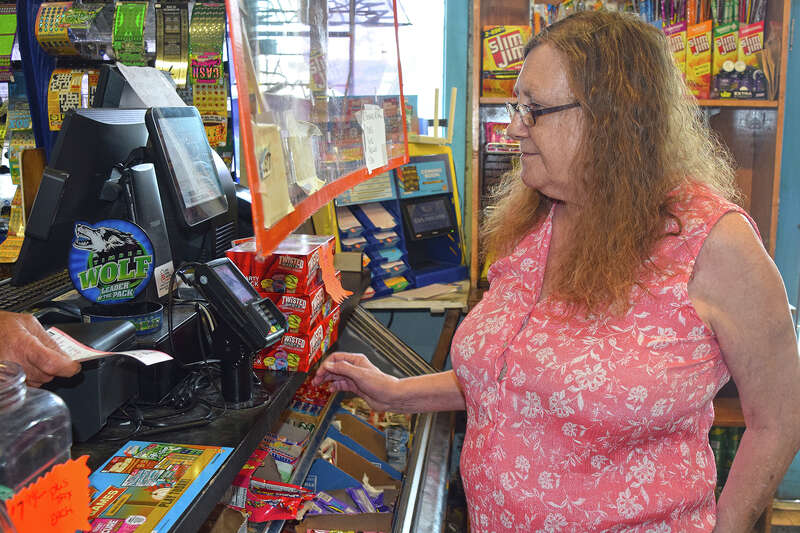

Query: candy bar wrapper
[346,486,377,513]
[305,501,329,515]
[246,479,314,521]
[225,447,272,509]
[738,21,764,68]
[687,20,712,99]
[314,491,358,514]
[663,22,687,79]
[366,490,391,512]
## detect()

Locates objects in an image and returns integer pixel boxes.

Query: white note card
[358,104,388,172]
[360,203,396,230]
[48,327,173,366]
[335,207,361,231]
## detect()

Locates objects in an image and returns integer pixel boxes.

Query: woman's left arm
[689,212,800,533]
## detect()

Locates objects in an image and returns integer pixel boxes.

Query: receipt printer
[44,320,138,442]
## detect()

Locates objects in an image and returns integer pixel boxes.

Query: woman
[313,11,800,531]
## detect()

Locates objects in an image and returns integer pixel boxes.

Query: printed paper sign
[154,261,175,298]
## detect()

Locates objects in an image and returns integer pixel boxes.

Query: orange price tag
[7,456,91,533]
[320,241,352,304]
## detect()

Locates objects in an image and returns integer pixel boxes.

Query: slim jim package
[712,22,739,95]
[663,22,687,79]
[687,20,713,99]
[738,21,764,68]
[481,25,531,97]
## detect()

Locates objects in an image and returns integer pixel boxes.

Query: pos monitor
[12,109,150,285]
[145,107,236,263]
[12,106,237,287]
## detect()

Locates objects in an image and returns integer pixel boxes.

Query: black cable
[167,262,202,365]
[100,368,225,441]
[386,310,395,329]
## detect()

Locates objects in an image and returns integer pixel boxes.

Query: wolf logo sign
[68,219,155,304]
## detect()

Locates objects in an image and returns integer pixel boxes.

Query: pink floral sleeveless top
[450,183,755,532]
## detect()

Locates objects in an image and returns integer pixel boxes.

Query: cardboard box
[481,25,531,97]
[303,442,400,493]
[334,410,389,462]
[269,282,327,334]
[295,512,393,533]
[320,302,341,355]
[198,504,247,533]
[324,425,401,480]
[254,321,325,372]
[261,234,334,294]
[687,20,713,98]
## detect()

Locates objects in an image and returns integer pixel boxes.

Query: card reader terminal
[193,258,286,353]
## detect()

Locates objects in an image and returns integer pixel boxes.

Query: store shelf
[696,99,779,108]
[361,280,470,312]
[479,96,514,105]
[772,500,800,526]
[713,396,745,427]
[480,96,778,108]
[261,392,342,533]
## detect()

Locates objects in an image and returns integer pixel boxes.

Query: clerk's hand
[313,351,400,412]
[0,311,80,387]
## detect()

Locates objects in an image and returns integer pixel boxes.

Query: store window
[396,0,446,122]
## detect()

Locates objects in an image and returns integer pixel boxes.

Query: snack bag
[687,20,713,98]
[712,22,739,97]
[663,22,687,79]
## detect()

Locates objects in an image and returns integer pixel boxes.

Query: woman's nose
[505,112,529,140]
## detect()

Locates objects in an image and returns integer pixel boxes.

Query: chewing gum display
[263,251,322,294]
[271,283,327,334]
[254,321,325,372]
[227,234,334,295]
[481,25,531,97]
[321,303,342,355]
[686,20,712,98]
[663,22,687,78]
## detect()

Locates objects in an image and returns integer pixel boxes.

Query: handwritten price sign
[7,456,91,532]
[358,104,388,173]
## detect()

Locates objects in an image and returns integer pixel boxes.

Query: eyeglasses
[505,101,581,127]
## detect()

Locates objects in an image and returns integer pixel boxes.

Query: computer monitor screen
[401,194,457,241]
[145,107,227,228]
[12,109,150,285]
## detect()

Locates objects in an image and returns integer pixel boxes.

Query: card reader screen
[214,263,255,304]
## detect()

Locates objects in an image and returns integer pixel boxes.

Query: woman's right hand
[312,351,401,412]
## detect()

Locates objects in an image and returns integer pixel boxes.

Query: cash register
[1,105,285,440]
